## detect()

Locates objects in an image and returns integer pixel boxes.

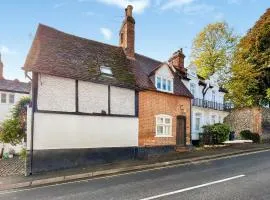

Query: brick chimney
[119,5,135,59]
[0,53,4,80]
[168,48,185,71]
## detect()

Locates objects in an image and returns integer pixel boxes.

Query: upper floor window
[100,65,113,76]
[156,114,172,137]
[155,76,173,93]
[190,83,196,96]
[9,94,15,104]
[1,93,6,103]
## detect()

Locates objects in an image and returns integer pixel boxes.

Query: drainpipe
[25,71,37,175]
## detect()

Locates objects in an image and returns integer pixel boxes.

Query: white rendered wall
[110,86,135,115]
[37,74,75,112]
[191,107,229,140]
[155,64,174,79]
[78,81,108,113]
[32,113,138,150]
[0,92,28,122]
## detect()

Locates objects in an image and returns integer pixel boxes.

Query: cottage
[23,5,192,174]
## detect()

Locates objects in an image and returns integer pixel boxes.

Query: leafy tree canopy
[191,22,239,82]
[227,8,270,107]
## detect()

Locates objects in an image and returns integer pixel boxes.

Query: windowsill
[156,89,173,94]
[155,135,173,138]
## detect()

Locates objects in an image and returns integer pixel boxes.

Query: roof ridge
[38,23,121,50]
[135,52,162,63]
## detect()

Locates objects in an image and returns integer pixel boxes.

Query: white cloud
[161,0,194,10]
[183,4,215,15]
[100,28,113,40]
[228,0,242,4]
[53,3,66,9]
[96,0,150,14]
[0,45,16,55]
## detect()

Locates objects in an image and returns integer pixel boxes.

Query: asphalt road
[1,150,270,200]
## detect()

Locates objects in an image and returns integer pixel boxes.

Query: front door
[176,116,186,146]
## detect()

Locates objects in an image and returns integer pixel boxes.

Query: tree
[191,22,239,83]
[0,97,30,145]
[227,9,270,107]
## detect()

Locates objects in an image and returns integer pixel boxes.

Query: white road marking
[140,174,245,200]
[1,148,267,195]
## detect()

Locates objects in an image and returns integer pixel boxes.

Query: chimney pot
[126,5,133,17]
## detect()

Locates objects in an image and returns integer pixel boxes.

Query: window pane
[195,118,200,131]
[100,66,113,75]
[157,125,163,135]
[9,94,15,104]
[162,78,166,90]
[165,118,171,124]
[167,80,171,91]
[156,77,161,89]
[157,117,163,124]
[1,93,6,103]
[165,126,170,135]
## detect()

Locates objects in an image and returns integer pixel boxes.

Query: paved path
[1,150,270,199]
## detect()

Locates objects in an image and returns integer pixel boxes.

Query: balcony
[192,98,233,111]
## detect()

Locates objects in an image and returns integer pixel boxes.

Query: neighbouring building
[23,5,192,174]
[224,107,270,142]
[179,63,232,144]
[0,54,30,153]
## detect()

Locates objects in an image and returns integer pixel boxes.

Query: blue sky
[0,0,269,81]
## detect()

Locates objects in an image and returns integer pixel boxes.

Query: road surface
[1,150,270,200]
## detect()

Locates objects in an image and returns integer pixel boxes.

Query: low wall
[224,107,262,136]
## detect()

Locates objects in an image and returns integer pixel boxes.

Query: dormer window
[155,76,173,93]
[100,65,113,76]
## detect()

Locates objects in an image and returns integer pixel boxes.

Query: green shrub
[240,130,260,143]
[19,148,27,161]
[0,118,24,145]
[201,123,230,145]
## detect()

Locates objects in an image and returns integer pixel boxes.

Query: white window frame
[211,115,216,124]
[100,65,113,76]
[9,93,15,104]
[190,83,196,96]
[195,113,201,131]
[1,93,6,103]
[155,76,173,93]
[155,114,173,137]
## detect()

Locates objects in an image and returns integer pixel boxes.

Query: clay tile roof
[23,24,136,89]
[131,54,193,98]
[0,79,30,94]
[23,24,192,98]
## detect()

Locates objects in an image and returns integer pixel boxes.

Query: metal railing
[192,98,233,111]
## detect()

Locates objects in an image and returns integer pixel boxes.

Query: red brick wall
[138,90,191,147]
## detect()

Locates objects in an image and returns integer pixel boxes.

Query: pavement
[0,146,270,199]
[0,143,269,193]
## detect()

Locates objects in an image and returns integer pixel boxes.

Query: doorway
[176,116,186,146]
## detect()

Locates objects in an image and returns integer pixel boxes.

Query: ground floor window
[195,113,201,131]
[156,114,172,136]
[211,115,216,124]
[9,94,15,104]
[1,93,6,103]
